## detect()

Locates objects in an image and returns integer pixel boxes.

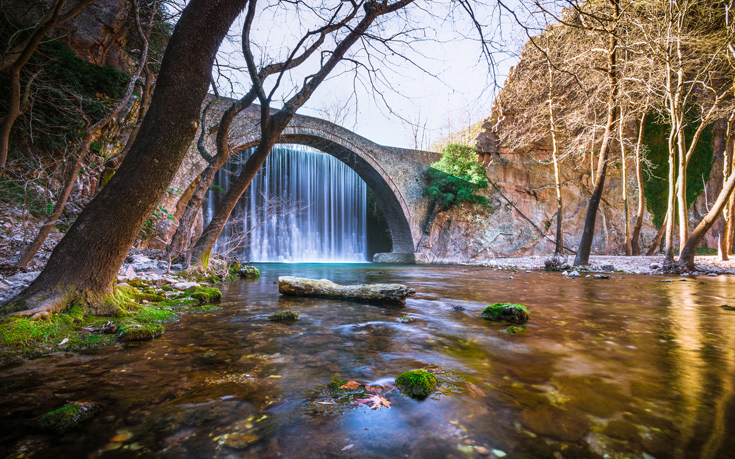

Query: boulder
[480,303,529,323]
[278,276,415,307]
[373,252,416,264]
[174,282,201,291]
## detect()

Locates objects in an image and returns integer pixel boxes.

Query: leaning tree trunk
[189,120,288,269]
[574,1,619,266]
[1,0,248,318]
[166,93,256,259]
[679,169,735,270]
[630,112,647,255]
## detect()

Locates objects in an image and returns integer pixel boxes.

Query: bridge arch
[227,110,420,254]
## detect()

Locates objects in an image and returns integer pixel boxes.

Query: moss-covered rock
[119,323,164,342]
[33,402,98,433]
[504,325,526,334]
[186,286,222,304]
[480,303,529,323]
[268,311,299,322]
[240,266,260,278]
[396,369,437,399]
[327,373,349,391]
[131,293,166,303]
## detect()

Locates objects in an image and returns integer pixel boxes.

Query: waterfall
[203,144,368,262]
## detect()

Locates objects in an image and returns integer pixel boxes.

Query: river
[2,264,735,458]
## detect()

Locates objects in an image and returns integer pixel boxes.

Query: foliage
[395,369,437,399]
[641,116,714,228]
[423,144,489,210]
[0,20,129,153]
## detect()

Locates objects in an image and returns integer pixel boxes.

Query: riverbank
[455,255,735,275]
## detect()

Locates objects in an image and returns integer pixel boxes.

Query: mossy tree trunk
[0,0,248,318]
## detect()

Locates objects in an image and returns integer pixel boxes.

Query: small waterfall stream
[203,144,368,262]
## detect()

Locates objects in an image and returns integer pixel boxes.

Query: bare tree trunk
[719,115,734,260]
[619,112,631,255]
[1,0,248,318]
[574,0,620,266]
[630,112,647,255]
[664,115,678,265]
[646,216,667,256]
[16,0,154,267]
[188,0,408,269]
[0,0,94,172]
[546,54,564,257]
[679,168,735,270]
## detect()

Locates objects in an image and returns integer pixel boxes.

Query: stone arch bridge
[161,97,440,262]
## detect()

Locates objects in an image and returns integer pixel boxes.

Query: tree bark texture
[574,0,619,266]
[1,0,248,317]
[630,112,647,255]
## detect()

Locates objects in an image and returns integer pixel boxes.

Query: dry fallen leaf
[339,381,361,390]
[467,382,487,398]
[353,395,391,410]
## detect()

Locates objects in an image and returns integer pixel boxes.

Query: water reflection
[1,265,735,458]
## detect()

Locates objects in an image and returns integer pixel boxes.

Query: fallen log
[278,276,415,307]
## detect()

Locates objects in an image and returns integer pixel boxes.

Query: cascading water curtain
[204,144,368,262]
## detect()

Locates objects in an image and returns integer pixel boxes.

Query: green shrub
[423,144,489,210]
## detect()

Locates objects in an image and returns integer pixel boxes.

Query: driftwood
[278,276,415,307]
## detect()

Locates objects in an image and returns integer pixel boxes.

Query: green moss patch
[327,373,349,392]
[239,266,260,278]
[119,323,164,342]
[182,305,223,314]
[504,325,526,334]
[268,311,299,322]
[33,401,98,433]
[396,369,437,399]
[185,286,222,304]
[480,303,529,323]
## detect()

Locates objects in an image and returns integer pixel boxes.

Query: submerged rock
[396,369,437,399]
[119,323,164,342]
[239,266,260,278]
[33,402,98,433]
[480,303,529,323]
[278,276,415,307]
[268,311,299,322]
[186,286,222,303]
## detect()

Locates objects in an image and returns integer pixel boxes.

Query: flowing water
[2,265,735,458]
[204,145,367,263]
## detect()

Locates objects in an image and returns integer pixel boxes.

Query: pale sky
[204,0,531,150]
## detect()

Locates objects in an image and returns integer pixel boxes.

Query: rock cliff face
[4,0,134,70]
[417,131,659,263]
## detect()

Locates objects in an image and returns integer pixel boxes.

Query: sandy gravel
[467,255,735,275]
